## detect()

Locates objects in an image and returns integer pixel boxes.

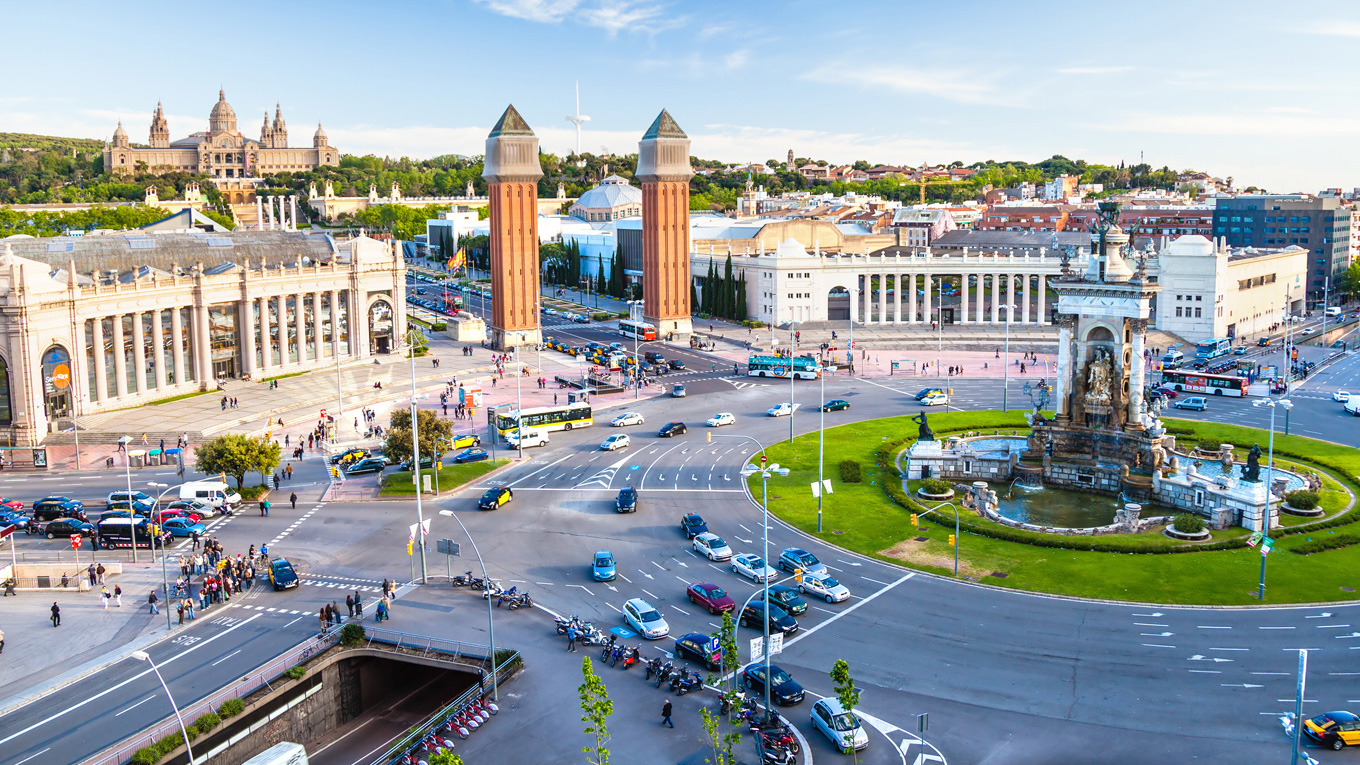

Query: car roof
[783,547,809,556]
[1324,711,1359,722]
[624,597,650,609]
[696,531,721,541]
[679,632,708,642]
[594,549,613,557]
[814,697,851,715]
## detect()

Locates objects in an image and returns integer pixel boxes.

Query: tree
[698,611,743,764]
[722,254,736,320]
[1337,262,1360,303]
[383,409,452,465]
[830,659,862,760]
[699,705,742,765]
[579,656,613,765]
[427,752,463,765]
[596,259,607,299]
[194,434,278,488]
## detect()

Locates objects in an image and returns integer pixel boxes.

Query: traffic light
[911,513,918,527]
[707,431,712,443]
[407,540,414,556]
[948,534,956,547]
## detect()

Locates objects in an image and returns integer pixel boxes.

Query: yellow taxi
[450,433,481,449]
[1304,710,1360,750]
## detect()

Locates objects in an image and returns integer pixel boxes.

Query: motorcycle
[480,580,504,599]
[555,615,582,635]
[655,665,680,689]
[452,572,472,587]
[600,635,618,661]
[720,690,745,716]
[644,657,664,681]
[621,646,641,670]
[652,661,673,686]
[495,586,518,607]
[669,670,704,696]
[506,592,532,610]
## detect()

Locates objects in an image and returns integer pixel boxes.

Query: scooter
[609,644,624,667]
[652,661,674,687]
[621,646,641,670]
[670,671,704,695]
[507,592,532,609]
[644,657,664,681]
[495,586,518,607]
[600,635,618,661]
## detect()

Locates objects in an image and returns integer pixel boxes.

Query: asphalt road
[5,341,1360,764]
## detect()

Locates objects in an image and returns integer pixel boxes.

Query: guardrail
[359,626,493,663]
[84,627,342,765]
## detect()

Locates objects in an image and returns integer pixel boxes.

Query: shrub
[217,698,245,718]
[838,460,862,483]
[238,485,268,500]
[1291,533,1360,555]
[591,312,612,321]
[1285,489,1319,510]
[129,731,185,765]
[340,622,365,646]
[284,665,306,680]
[921,478,952,495]
[1172,514,1206,534]
[187,712,220,740]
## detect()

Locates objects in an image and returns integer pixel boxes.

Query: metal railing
[360,627,493,663]
[85,627,342,765]
[368,650,520,765]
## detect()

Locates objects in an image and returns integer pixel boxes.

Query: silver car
[810,698,868,751]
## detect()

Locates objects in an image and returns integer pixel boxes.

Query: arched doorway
[41,346,72,419]
[827,286,850,321]
[0,356,12,427]
[369,300,394,354]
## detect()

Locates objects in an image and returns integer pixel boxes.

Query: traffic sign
[1261,537,1275,555]
[1247,531,1263,548]
[320,408,327,418]
[69,534,81,550]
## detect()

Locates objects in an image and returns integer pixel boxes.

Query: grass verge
[751,411,1360,605]
[379,459,508,496]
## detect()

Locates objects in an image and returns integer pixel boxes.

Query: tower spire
[565,81,590,156]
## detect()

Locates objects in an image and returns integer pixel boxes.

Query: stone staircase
[230,203,258,230]
[43,430,201,447]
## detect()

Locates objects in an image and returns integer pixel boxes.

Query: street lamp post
[123,440,138,564]
[129,650,195,764]
[1001,304,1017,411]
[928,501,961,576]
[514,345,523,461]
[1252,397,1292,600]
[817,364,825,533]
[148,482,178,631]
[787,318,800,444]
[405,327,429,585]
[740,455,789,721]
[438,509,499,701]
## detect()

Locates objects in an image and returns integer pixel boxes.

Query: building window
[1195,307,1202,318]
[1175,307,1183,317]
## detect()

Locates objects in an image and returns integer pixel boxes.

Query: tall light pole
[930,501,961,576]
[787,317,800,444]
[123,438,138,564]
[147,482,178,631]
[817,364,825,533]
[1001,303,1017,411]
[1251,397,1291,600]
[740,457,789,721]
[848,283,856,376]
[514,345,524,461]
[1290,649,1309,765]
[129,650,195,764]
[405,327,428,584]
[439,509,498,701]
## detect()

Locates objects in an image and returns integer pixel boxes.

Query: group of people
[320,579,401,632]
[220,396,240,410]
[173,538,257,623]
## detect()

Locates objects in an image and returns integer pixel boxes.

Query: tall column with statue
[1054,314,1075,419]
[1128,318,1148,428]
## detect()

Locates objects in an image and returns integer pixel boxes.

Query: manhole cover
[831,530,844,535]
[989,572,1008,579]
[1343,586,1356,592]
[915,536,929,542]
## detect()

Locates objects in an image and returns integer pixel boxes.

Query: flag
[447,248,466,272]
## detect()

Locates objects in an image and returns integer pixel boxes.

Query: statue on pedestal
[911,412,935,442]
[1242,444,1263,482]
[1083,349,1113,409]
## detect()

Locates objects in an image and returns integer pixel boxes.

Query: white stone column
[330,290,343,355]
[241,300,257,376]
[907,274,917,323]
[1130,321,1146,425]
[312,291,324,360]
[1038,275,1048,324]
[260,297,273,370]
[112,315,128,398]
[295,294,307,362]
[1022,274,1031,324]
[991,274,1000,323]
[290,196,298,231]
[959,273,969,324]
[194,304,211,382]
[152,309,167,390]
[849,281,858,325]
[922,274,932,323]
[893,274,902,323]
[276,296,289,365]
[976,275,985,323]
[132,312,147,395]
[1056,319,1072,417]
[93,317,108,402]
[255,197,263,230]
[862,275,872,324]
[171,309,185,386]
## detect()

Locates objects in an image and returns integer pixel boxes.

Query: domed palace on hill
[103,91,338,202]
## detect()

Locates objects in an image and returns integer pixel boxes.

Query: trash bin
[129,450,146,468]
[148,448,163,465]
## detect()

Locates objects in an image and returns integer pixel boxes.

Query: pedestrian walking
[191,530,200,550]
[97,563,105,583]
[566,626,578,652]
[319,608,328,633]
[114,584,122,607]
[273,474,280,490]
[661,699,674,728]
[88,564,97,587]
[286,464,293,480]
[355,591,364,617]
[101,586,110,609]
[346,593,355,618]
[51,602,60,627]
[290,492,297,510]
[148,591,159,615]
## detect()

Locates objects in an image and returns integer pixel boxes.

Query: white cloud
[1057,66,1134,75]
[471,0,678,34]
[1292,20,1360,37]
[1087,111,1360,137]
[472,0,579,23]
[723,50,749,71]
[803,64,1015,107]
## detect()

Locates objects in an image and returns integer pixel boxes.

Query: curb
[0,624,169,719]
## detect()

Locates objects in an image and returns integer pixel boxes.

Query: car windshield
[770,669,792,684]
[595,556,613,567]
[799,553,817,565]
[831,712,860,732]
[639,610,662,622]
[709,537,727,548]
[747,557,766,568]
[482,490,498,500]
[708,587,727,599]
[820,576,841,588]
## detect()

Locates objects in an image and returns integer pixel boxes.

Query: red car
[155,508,202,524]
[686,582,736,614]
[0,498,23,511]
[1152,386,1178,398]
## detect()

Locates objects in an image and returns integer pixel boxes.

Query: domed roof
[313,122,327,140]
[573,176,641,211]
[209,89,237,134]
[1165,234,1215,256]
[774,238,811,258]
[112,121,127,139]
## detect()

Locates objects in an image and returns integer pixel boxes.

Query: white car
[1334,391,1351,403]
[766,403,794,417]
[797,571,851,603]
[623,597,669,640]
[612,412,645,427]
[692,532,733,561]
[921,392,949,407]
[810,698,869,752]
[730,553,776,583]
[600,434,631,451]
[706,412,736,427]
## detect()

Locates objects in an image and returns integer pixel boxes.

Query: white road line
[675,576,689,584]
[1134,623,1169,627]
[605,602,621,613]
[617,574,631,584]
[862,576,889,586]
[1315,624,1351,629]
[1278,699,1318,703]
[1197,626,1231,630]
[669,605,688,615]
[1260,626,1295,630]
[11,748,50,765]
[810,606,836,615]
[777,573,914,654]
[1210,647,1249,651]
[114,695,156,717]
[535,581,554,586]
[642,589,657,599]
[1142,644,1176,648]
[1187,670,1222,674]
[1329,672,1360,676]
[284,615,306,628]
[1252,672,1291,676]
[209,649,242,667]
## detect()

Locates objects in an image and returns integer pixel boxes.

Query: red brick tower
[482,105,544,350]
[638,109,694,340]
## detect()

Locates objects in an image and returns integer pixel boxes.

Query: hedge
[1291,533,1360,555]
[838,460,862,483]
[284,665,306,680]
[217,698,244,718]
[1285,490,1319,510]
[1173,513,1206,534]
[340,623,365,647]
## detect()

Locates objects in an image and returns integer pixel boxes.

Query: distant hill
[0,132,106,153]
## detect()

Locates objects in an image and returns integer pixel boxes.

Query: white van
[1326,307,1342,317]
[1162,350,1185,368]
[243,743,309,765]
[178,481,242,510]
[505,429,549,449]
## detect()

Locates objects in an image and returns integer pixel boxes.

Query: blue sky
[5,0,1358,191]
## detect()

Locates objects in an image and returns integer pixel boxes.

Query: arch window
[369,300,394,354]
[41,346,73,419]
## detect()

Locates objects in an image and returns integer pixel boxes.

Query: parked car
[742,664,804,705]
[706,412,736,427]
[592,550,617,582]
[600,434,631,451]
[161,517,208,538]
[33,497,82,513]
[612,412,645,427]
[680,513,708,538]
[615,486,638,513]
[269,558,299,590]
[731,553,776,583]
[686,582,735,614]
[693,532,733,561]
[453,447,490,464]
[107,490,153,506]
[0,498,24,511]
[623,597,669,639]
[810,697,869,751]
[450,433,482,449]
[1174,397,1208,411]
[478,487,514,510]
[797,571,851,603]
[778,547,826,575]
[658,422,688,438]
[674,632,723,671]
[167,499,215,518]
[33,501,87,523]
[400,455,436,472]
[820,399,850,411]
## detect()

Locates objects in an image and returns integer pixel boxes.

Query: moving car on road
[450,433,482,449]
[269,558,299,590]
[44,517,94,540]
[680,513,708,538]
[706,413,736,427]
[623,597,669,639]
[921,392,949,407]
[731,553,776,583]
[616,486,638,513]
[742,664,805,705]
[345,457,387,475]
[740,601,799,635]
[611,412,645,427]
[810,698,869,751]
[778,547,827,575]
[820,399,850,411]
[766,403,793,417]
[658,422,688,438]
[167,499,215,518]
[161,517,208,538]
[592,550,617,582]
[686,582,735,614]
[693,532,733,561]
[914,388,947,401]
[1174,397,1208,411]
[667,359,686,370]
[797,571,851,603]
[1334,391,1351,403]
[671,384,686,397]
[330,448,368,465]
[600,434,631,451]
[478,487,514,510]
[452,447,489,464]
[1304,710,1360,750]
[762,583,808,616]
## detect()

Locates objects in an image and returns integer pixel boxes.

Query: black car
[478,487,514,510]
[106,500,154,516]
[44,518,95,539]
[680,513,708,538]
[616,486,638,513]
[667,359,686,370]
[913,388,944,401]
[741,664,805,706]
[674,632,723,671]
[33,501,87,523]
[658,422,687,438]
[269,558,299,590]
[644,351,666,364]
[33,496,82,512]
[740,601,798,635]
[762,584,809,616]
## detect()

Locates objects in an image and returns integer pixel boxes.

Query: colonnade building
[0,231,405,445]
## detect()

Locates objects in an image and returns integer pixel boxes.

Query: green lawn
[750,412,1360,605]
[379,459,508,496]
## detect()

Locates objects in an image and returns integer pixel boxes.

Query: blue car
[453,447,490,464]
[161,517,207,538]
[592,550,616,582]
[680,513,708,539]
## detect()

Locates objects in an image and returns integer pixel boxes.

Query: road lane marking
[1142,644,1176,648]
[1187,670,1222,674]
[862,577,889,586]
[1260,626,1295,630]
[642,589,657,599]
[11,748,50,765]
[114,695,156,717]
[209,649,242,667]
[775,573,914,654]
[1210,647,1249,651]
[1197,626,1231,630]
[1252,672,1290,676]
[1134,623,1169,627]
[1315,624,1351,629]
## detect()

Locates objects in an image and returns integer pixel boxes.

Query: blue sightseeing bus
[746,355,820,379]
[1195,337,1233,359]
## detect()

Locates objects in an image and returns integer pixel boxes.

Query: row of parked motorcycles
[397,696,498,765]
[451,571,531,609]
[642,656,706,695]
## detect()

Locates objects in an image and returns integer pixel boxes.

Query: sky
[4,0,1358,192]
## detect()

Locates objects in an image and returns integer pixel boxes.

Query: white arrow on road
[1141,632,1174,637]
[738,538,754,545]
[1189,655,1234,662]
[840,560,863,567]
[1305,613,1334,619]
[605,584,617,592]
[1221,683,1264,688]
[1335,632,1360,639]
[1132,612,1165,617]
[639,570,654,580]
